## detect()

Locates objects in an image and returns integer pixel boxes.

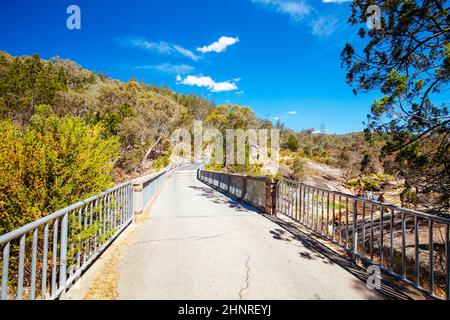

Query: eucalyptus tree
[342,0,449,213]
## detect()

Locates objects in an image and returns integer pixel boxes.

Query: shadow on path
[189,185,259,213]
[194,176,424,300]
[264,214,421,300]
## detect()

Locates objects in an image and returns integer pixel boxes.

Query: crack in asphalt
[239,254,251,300]
[191,232,229,242]
[131,232,229,245]
[149,215,259,220]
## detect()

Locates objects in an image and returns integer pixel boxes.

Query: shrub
[291,158,305,180]
[284,135,299,152]
[154,155,170,170]
[0,109,120,234]
[346,177,381,191]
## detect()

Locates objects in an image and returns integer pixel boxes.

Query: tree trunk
[142,134,164,164]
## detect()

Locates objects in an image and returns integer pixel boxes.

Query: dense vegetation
[0,51,265,233]
[342,0,449,213]
[0,17,448,235]
[0,110,119,235]
[0,51,382,233]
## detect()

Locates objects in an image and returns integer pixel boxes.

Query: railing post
[352,199,358,262]
[59,212,69,299]
[130,184,135,222]
[265,178,279,215]
[241,176,247,200]
[1,242,10,300]
[133,182,144,215]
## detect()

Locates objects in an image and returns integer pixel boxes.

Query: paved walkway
[117,165,383,300]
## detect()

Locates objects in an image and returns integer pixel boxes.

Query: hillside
[0,51,439,232]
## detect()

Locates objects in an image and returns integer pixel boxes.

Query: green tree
[285,134,299,152]
[0,107,120,234]
[0,53,67,124]
[291,157,305,180]
[342,0,449,213]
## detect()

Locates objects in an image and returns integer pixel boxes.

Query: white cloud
[197,36,239,53]
[176,75,238,92]
[274,117,280,121]
[286,111,298,115]
[178,75,216,87]
[172,45,202,61]
[134,63,194,75]
[311,16,339,36]
[118,37,201,61]
[118,38,172,53]
[252,0,313,21]
[211,82,239,92]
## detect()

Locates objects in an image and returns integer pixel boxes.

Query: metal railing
[276,179,450,300]
[198,169,450,299]
[142,173,165,206]
[198,170,267,211]
[0,182,133,300]
[0,161,188,300]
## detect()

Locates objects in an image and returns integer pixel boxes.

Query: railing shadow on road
[263,214,427,300]
[188,185,261,214]
[196,171,418,299]
[198,169,445,300]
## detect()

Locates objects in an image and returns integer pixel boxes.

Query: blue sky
[0,0,382,134]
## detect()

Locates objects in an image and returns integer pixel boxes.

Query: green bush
[154,155,171,170]
[346,177,381,191]
[284,135,299,152]
[0,109,120,234]
[291,158,305,180]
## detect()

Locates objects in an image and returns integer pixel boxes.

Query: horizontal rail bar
[198,170,450,300]
[197,169,267,212]
[0,182,132,245]
[275,178,450,300]
[280,178,450,224]
[0,162,189,300]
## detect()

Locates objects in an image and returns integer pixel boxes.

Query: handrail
[0,181,134,300]
[0,182,131,245]
[281,178,450,224]
[132,169,168,186]
[197,169,450,300]
[199,169,267,181]
[276,178,450,300]
[0,161,188,300]
[197,169,271,212]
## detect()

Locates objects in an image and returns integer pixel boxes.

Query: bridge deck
[116,165,383,300]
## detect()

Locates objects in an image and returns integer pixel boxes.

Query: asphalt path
[117,165,383,300]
